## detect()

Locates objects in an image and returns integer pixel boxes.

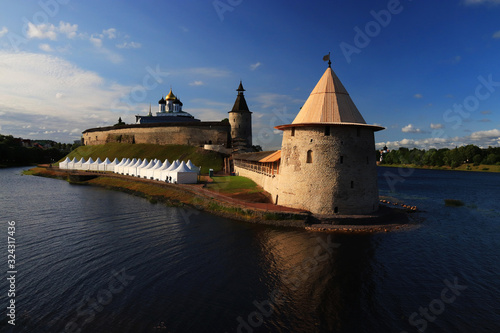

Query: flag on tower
[323,53,330,62]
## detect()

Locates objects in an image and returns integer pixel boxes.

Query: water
[0,166,499,332]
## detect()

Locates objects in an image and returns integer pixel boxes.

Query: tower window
[340,156,344,164]
[357,128,361,137]
[367,156,369,164]
[334,207,339,213]
[325,126,330,136]
[351,181,354,189]
[291,127,295,137]
[306,150,313,163]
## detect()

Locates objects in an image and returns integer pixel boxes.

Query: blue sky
[1,0,500,150]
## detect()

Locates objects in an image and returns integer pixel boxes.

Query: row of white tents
[58,157,200,184]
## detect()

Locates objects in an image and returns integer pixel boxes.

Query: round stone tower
[229,81,252,150]
[274,63,384,215]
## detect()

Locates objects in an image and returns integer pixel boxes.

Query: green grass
[62,143,224,174]
[205,176,263,194]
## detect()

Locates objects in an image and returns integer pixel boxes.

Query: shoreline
[26,166,418,233]
[378,163,500,173]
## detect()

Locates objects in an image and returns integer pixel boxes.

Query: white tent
[99,158,110,171]
[116,158,131,174]
[153,159,170,180]
[59,157,70,170]
[171,161,198,184]
[90,157,102,171]
[160,160,179,182]
[124,158,140,175]
[138,159,155,178]
[145,160,162,180]
[67,157,77,170]
[107,158,119,172]
[186,160,200,173]
[82,157,94,171]
[132,159,148,177]
[74,158,85,170]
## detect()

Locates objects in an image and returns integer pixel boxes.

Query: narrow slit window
[306,150,313,163]
[351,181,354,188]
[325,126,330,136]
[357,128,361,137]
[291,127,295,137]
[340,156,344,164]
[334,207,339,213]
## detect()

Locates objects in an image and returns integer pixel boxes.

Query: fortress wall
[277,125,379,215]
[233,165,280,202]
[82,124,230,147]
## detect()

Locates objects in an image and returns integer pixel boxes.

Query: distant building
[135,89,199,124]
[82,83,253,151]
[228,81,253,151]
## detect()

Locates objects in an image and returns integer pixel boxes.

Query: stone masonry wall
[277,125,379,215]
[233,165,280,202]
[82,124,230,147]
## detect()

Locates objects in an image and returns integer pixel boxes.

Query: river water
[0,166,499,332]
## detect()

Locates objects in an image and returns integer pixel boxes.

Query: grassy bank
[378,163,500,173]
[27,167,307,226]
[61,143,225,174]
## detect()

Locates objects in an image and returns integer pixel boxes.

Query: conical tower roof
[275,66,383,131]
[229,81,251,113]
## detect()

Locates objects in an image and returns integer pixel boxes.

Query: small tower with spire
[229,81,252,150]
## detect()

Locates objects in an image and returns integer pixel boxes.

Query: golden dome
[165,89,176,100]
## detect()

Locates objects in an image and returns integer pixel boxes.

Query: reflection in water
[248,229,376,332]
[0,167,499,332]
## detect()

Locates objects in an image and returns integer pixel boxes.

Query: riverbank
[378,163,500,173]
[27,166,417,233]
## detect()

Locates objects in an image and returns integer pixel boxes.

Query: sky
[1,0,500,150]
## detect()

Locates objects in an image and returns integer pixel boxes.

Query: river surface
[0,166,499,333]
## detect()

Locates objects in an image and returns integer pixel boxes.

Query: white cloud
[186,67,231,77]
[58,22,78,39]
[250,62,261,71]
[115,41,141,49]
[89,35,102,48]
[39,43,54,52]
[377,128,500,150]
[27,22,58,40]
[414,93,423,99]
[0,27,8,38]
[189,81,204,86]
[430,123,443,129]
[493,31,500,39]
[102,28,116,39]
[402,124,424,133]
[0,51,133,141]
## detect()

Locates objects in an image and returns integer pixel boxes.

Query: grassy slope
[205,176,263,194]
[378,163,500,173]
[62,143,224,174]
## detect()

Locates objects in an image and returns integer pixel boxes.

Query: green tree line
[378,145,500,168]
[0,134,75,166]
